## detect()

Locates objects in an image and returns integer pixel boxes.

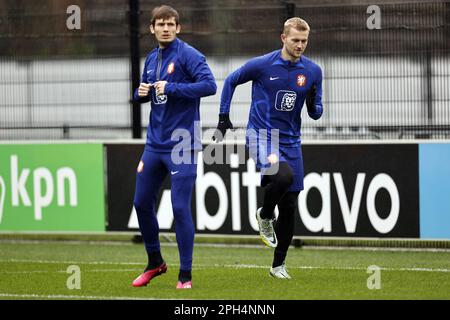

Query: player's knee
[274,164,294,189]
[173,207,195,235]
[133,195,153,213]
[172,202,193,221]
[280,172,294,188]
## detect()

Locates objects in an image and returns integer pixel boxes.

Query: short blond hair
[283,17,310,35]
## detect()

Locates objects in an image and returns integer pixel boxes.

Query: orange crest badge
[167,62,175,74]
[297,74,306,87]
[137,161,144,173]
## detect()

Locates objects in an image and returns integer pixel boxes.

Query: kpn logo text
[0,155,78,223]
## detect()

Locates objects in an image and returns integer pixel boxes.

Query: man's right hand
[138,83,152,97]
[212,113,234,142]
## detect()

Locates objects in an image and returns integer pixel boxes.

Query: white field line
[217,264,450,273]
[0,293,180,300]
[0,239,261,248]
[1,258,143,266]
[1,258,449,273]
[302,246,450,253]
[0,240,137,246]
[0,269,142,274]
[1,239,450,252]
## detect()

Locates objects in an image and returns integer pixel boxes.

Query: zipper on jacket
[156,48,162,81]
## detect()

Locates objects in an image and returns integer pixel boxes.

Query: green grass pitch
[0,240,449,300]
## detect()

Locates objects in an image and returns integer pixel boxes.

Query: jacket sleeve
[307,66,323,120]
[220,57,262,114]
[133,57,151,103]
[164,48,217,99]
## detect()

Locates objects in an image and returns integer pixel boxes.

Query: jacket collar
[157,38,180,53]
[272,50,305,68]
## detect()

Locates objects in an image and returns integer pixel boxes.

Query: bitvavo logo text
[0,155,78,223]
[299,173,400,234]
[129,152,401,234]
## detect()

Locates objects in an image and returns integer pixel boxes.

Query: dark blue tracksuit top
[220,49,323,149]
[134,38,217,152]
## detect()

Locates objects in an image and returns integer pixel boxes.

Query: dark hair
[151,5,179,26]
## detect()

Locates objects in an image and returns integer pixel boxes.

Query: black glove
[212,113,234,142]
[305,84,317,111]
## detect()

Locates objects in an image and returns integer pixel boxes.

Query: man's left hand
[306,84,317,110]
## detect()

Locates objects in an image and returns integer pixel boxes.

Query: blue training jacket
[134,38,217,152]
[220,50,323,149]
